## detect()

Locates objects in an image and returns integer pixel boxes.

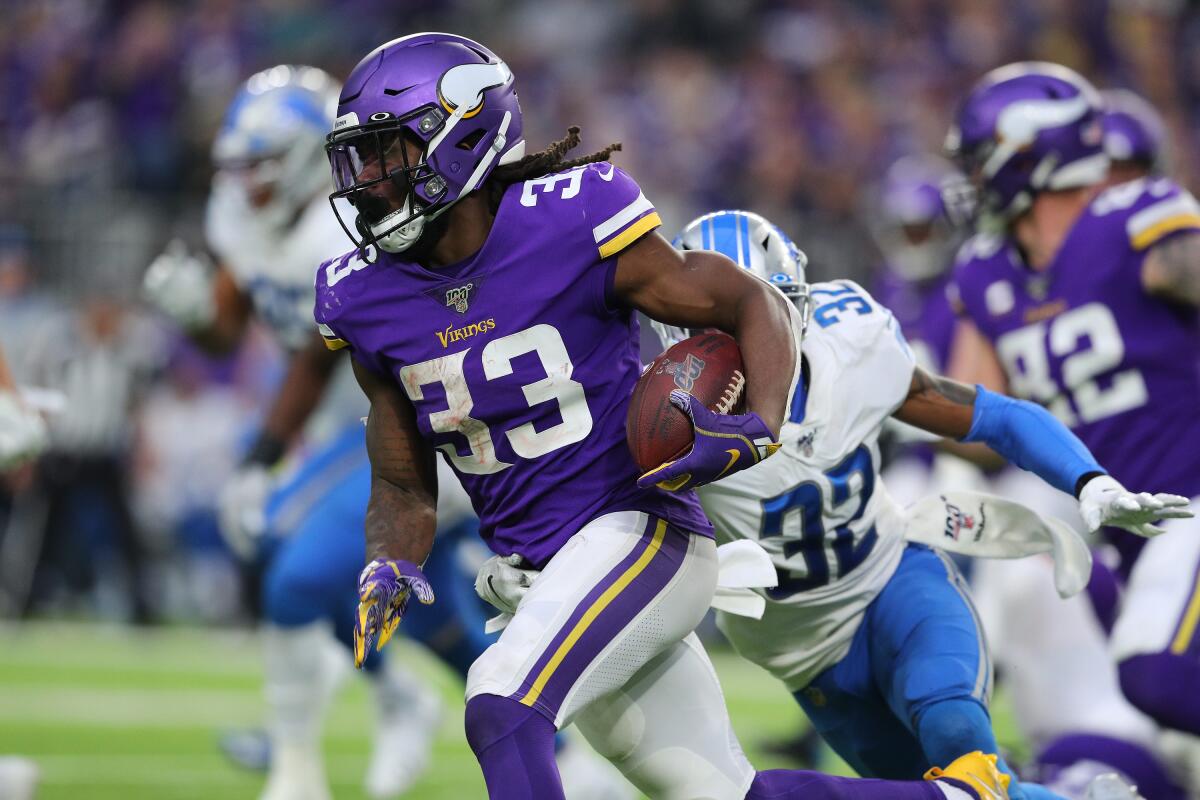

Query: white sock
[263,621,334,750]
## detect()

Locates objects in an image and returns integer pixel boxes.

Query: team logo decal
[941,495,985,543]
[655,354,706,392]
[445,283,474,314]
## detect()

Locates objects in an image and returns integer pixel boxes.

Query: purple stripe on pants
[510,516,690,721]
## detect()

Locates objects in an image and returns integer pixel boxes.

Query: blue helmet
[946,62,1107,226]
[212,65,340,226]
[673,210,808,302]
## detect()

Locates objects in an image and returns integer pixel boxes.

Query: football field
[0,622,1023,799]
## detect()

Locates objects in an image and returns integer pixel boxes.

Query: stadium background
[0,0,1190,797]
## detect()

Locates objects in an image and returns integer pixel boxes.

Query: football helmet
[212,65,339,229]
[657,210,809,348]
[325,33,526,255]
[1101,88,1166,173]
[870,155,962,282]
[946,62,1108,226]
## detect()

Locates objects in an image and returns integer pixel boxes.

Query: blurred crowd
[1,0,1197,623]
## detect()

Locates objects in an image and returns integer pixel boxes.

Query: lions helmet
[870,155,962,282]
[212,65,340,228]
[946,62,1107,226]
[325,33,525,255]
[656,210,809,348]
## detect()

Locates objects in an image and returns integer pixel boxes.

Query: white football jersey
[700,280,916,691]
[206,180,365,438]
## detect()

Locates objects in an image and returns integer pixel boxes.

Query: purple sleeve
[579,164,662,314]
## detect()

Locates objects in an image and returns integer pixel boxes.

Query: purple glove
[353,559,435,668]
[637,390,781,492]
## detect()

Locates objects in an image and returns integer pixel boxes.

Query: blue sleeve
[962,385,1105,496]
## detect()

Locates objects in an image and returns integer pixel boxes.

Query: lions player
[660,210,1185,800]
[318,31,1013,800]
[945,63,1200,749]
[142,65,493,800]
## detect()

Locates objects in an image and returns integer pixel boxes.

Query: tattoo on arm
[1144,234,1200,306]
[892,367,978,439]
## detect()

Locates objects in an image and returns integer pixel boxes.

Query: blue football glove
[353,559,435,668]
[637,390,780,493]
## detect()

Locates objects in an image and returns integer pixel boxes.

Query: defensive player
[945,63,1200,750]
[642,210,1182,800]
[319,31,1013,800]
[142,65,491,800]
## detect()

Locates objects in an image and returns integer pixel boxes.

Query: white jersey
[205,179,365,438]
[700,280,916,690]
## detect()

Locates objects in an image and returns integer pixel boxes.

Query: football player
[320,31,1013,800]
[945,62,1200,750]
[656,210,1183,800]
[1100,89,1167,186]
[142,65,492,800]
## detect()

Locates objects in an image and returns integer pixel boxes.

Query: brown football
[626,331,747,473]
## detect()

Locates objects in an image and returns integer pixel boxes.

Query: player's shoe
[259,742,332,800]
[218,728,272,772]
[363,669,442,799]
[924,751,1012,799]
[1084,773,1144,800]
[0,757,38,800]
[556,736,637,800]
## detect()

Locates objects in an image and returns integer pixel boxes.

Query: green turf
[0,622,1023,799]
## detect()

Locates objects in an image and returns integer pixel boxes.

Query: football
[626,331,747,472]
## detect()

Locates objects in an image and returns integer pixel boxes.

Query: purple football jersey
[873,269,957,373]
[315,163,713,566]
[953,177,1200,497]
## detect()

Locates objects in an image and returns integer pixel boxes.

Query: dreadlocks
[486,126,622,210]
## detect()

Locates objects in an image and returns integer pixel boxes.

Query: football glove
[143,239,216,330]
[637,390,780,492]
[354,559,435,668]
[474,553,538,615]
[217,465,273,560]
[0,391,47,469]
[1078,475,1193,538]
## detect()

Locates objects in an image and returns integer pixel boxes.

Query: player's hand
[217,465,273,560]
[475,554,538,614]
[143,239,216,329]
[1079,474,1193,538]
[0,391,47,469]
[637,390,780,492]
[354,559,434,668]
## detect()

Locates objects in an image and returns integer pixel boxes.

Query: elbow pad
[962,385,1104,496]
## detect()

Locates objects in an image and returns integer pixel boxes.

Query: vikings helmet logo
[445,283,474,314]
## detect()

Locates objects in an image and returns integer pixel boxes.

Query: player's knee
[915,697,997,766]
[464,693,553,756]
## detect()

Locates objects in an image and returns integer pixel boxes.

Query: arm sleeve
[1125,183,1200,251]
[962,385,1104,495]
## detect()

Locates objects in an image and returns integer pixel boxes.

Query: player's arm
[894,367,1191,536]
[243,331,342,464]
[350,359,438,667]
[1142,231,1200,306]
[143,241,253,353]
[613,231,795,435]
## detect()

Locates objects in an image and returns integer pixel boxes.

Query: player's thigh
[868,545,992,723]
[262,460,371,621]
[1112,503,1200,661]
[466,511,716,728]
[574,632,755,800]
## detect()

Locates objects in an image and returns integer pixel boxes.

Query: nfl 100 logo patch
[654,353,707,392]
[445,283,474,314]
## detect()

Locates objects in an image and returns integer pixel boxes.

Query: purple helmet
[325,33,525,254]
[946,62,1107,225]
[1101,88,1166,171]
[870,155,962,282]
